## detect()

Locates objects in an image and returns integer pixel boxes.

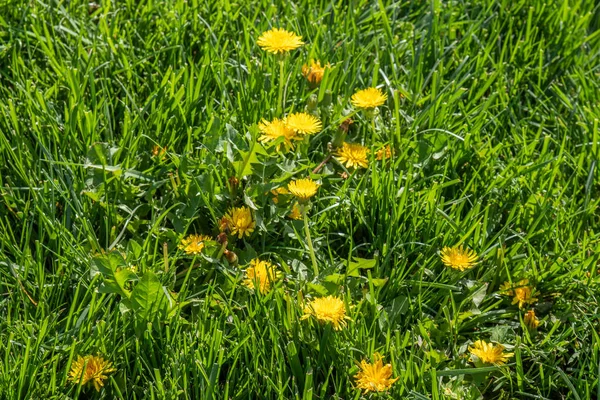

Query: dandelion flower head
[243,259,280,294]
[354,353,399,393]
[257,28,304,54]
[301,295,350,330]
[351,87,387,109]
[335,142,369,169]
[468,340,513,366]
[284,112,322,135]
[68,355,116,392]
[440,245,478,271]
[258,118,299,150]
[224,206,256,239]
[178,234,212,255]
[288,178,319,200]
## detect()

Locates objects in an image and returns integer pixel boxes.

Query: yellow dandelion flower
[468,340,513,366]
[354,353,398,393]
[440,245,478,271]
[524,309,540,330]
[288,178,319,200]
[376,145,393,161]
[257,28,304,54]
[288,202,302,220]
[68,355,116,392]
[335,142,369,169]
[302,60,330,85]
[224,206,256,239]
[284,112,322,135]
[351,87,387,109]
[258,118,299,150]
[243,259,280,294]
[301,295,350,330]
[178,234,212,255]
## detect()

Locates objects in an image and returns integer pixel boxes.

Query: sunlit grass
[0,0,599,399]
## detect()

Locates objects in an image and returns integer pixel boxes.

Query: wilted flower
[257,28,304,54]
[302,60,330,85]
[354,353,398,393]
[288,202,302,220]
[68,355,116,392]
[376,145,393,160]
[524,309,540,330]
[500,279,538,309]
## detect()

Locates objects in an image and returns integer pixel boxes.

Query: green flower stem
[277,58,285,115]
[369,110,377,146]
[301,203,319,277]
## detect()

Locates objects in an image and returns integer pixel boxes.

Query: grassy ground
[1,0,600,398]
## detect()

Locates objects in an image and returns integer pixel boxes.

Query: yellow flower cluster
[258,113,322,151]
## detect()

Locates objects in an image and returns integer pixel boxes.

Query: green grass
[1,0,600,398]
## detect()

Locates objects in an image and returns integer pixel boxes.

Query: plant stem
[277,59,285,115]
[301,204,319,277]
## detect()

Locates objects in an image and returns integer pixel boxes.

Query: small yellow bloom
[178,234,212,255]
[257,28,304,54]
[68,355,116,392]
[284,112,322,135]
[270,187,290,204]
[301,295,350,330]
[288,202,302,220]
[468,340,513,366]
[351,87,387,109]
[524,309,540,330]
[258,118,299,150]
[288,178,319,200]
[440,245,478,271]
[224,206,256,239]
[354,353,398,393]
[335,142,369,169]
[243,259,280,294]
[302,60,330,85]
[499,279,537,309]
[376,145,393,161]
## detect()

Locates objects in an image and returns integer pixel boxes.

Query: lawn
[1,0,599,399]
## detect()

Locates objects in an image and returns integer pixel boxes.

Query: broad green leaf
[130,271,167,321]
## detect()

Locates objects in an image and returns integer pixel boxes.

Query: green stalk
[301,204,319,277]
[277,58,285,115]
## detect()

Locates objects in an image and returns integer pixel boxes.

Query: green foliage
[1,0,599,399]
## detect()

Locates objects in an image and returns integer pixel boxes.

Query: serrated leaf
[130,271,167,321]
